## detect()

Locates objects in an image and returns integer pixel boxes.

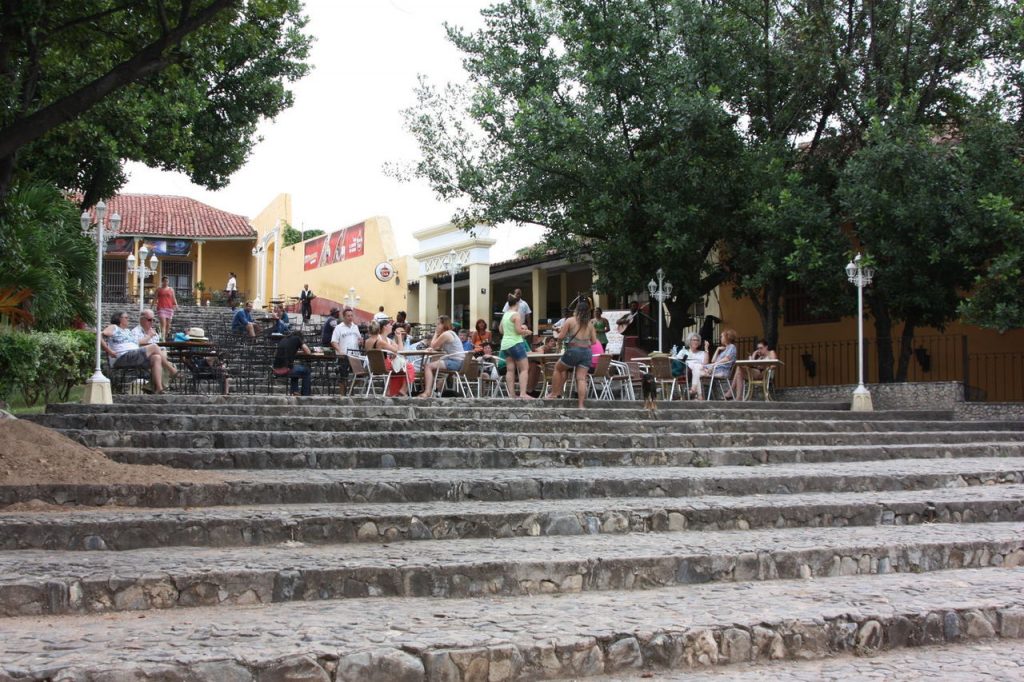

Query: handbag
[391,354,407,372]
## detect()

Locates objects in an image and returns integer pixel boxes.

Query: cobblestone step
[31,412,1024,435]
[99,441,1024,470]
[3,484,1022,551]
[3,457,1023,508]
[599,639,1024,681]
[53,426,1024,452]
[1,568,1022,680]
[46,401,949,422]
[2,522,1022,616]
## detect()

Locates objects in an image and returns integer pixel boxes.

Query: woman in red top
[471,318,491,352]
[153,276,178,340]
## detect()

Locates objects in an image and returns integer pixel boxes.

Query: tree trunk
[871,299,895,383]
[750,282,781,349]
[895,319,916,382]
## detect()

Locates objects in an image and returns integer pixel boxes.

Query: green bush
[0,329,94,405]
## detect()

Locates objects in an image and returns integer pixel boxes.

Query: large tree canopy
[397,0,1024,355]
[0,0,311,204]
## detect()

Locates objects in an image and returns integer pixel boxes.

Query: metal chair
[431,351,470,397]
[346,353,369,395]
[649,356,681,401]
[364,349,402,397]
[703,361,737,400]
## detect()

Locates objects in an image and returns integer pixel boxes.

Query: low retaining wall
[777,382,1023,420]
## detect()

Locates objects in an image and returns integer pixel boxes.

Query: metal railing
[733,334,1021,402]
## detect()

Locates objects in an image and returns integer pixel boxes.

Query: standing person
[592,307,609,347]
[152,276,177,341]
[226,272,238,310]
[373,305,389,323]
[498,292,534,400]
[544,301,599,409]
[733,338,778,400]
[299,284,315,322]
[272,329,312,396]
[321,307,340,346]
[416,315,465,398]
[501,287,532,329]
[331,307,362,395]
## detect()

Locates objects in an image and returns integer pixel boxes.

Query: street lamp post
[343,286,360,309]
[80,201,121,405]
[442,249,460,320]
[647,268,673,352]
[126,245,159,314]
[845,253,875,411]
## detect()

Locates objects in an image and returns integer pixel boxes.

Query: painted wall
[195,240,253,300]
[277,216,411,319]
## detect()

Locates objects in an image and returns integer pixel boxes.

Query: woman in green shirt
[592,307,609,347]
[499,292,534,399]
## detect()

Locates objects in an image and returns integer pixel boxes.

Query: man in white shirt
[130,309,161,345]
[501,288,532,327]
[372,305,390,324]
[226,272,238,310]
[330,307,363,394]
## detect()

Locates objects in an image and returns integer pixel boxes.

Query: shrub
[0,330,94,405]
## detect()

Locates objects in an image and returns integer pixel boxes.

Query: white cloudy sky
[122,0,544,260]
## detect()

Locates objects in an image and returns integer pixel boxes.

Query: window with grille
[783,282,840,326]
[162,260,193,300]
[102,258,127,302]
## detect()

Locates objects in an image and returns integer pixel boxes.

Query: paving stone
[2,569,1022,680]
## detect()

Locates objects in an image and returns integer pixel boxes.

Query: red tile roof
[86,194,256,239]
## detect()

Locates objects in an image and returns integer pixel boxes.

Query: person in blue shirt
[458,328,474,352]
[232,301,257,337]
[272,305,290,334]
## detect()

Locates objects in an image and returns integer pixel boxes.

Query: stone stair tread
[97,440,1024,470]
[597,639,1024,681]
[2,568,1022,679]
[2,485,1022,551]
[4,456,1022,508]
[1,521,1020,582]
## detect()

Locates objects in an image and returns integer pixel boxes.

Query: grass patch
[4,384,85,415]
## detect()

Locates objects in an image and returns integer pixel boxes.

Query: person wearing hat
[321,307,341,346]
[272,329,312,396]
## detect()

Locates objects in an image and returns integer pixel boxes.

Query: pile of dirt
[0,418,223,487]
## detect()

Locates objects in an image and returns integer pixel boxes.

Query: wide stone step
[55,427,1024,451]
[99,441,1024,470]
[3,485,1022,551]
[1,456,1022,508]
[1,568,1021,680]
[45,402,950,422]
[32,412,1023,435]
[604,639,1024,681]
[2,522,1022,616]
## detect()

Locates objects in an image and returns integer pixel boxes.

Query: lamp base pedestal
[82,372,113,405]
[851,385,873,412]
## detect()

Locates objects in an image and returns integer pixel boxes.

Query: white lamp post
[80,201,121,405]
[647,268,673,352]
[343,286,360,309]
[846,253,875,411]
[126,245,159,314]
[442,249,460,320]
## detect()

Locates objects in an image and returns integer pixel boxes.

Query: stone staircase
[3,397,1024,680]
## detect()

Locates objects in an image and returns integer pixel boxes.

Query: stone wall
[776,382,964,411]
[954,402,1024,422]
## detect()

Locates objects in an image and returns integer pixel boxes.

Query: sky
[121,0,544,261]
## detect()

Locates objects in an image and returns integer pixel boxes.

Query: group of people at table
[99,289,777,403]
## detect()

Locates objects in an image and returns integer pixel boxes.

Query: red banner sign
[303,223,365,271]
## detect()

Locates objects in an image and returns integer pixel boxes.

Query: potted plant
[194,280,206,305]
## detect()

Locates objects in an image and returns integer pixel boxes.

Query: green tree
[0,0,312,204]
[0,183,97,330]
[394,0,747,347]
[282,222,324,247]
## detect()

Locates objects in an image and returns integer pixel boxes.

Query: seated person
[232,301,258,337]
[184,354,232,395]
[271,305,290,335]
[698,329,738,400]
[321,307,340,346]
[542,335,559,353]
[471,319,492,351]
[272,329,312,396]
[130,309,161,346]
[589,340,604,373]
[674,333,708,397]
[458,328,474,352]
[733,338,778,400]
[102,311,177,393]
[479,341,506,375]
[415,315,465,398]
[552,307,573,331]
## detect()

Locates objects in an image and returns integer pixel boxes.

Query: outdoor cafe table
[157,340,217,392]
[734,358,785,401]
[295,352,340,395]
[526,352,563,362]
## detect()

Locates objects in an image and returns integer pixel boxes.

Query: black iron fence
[736,334,1022,402]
